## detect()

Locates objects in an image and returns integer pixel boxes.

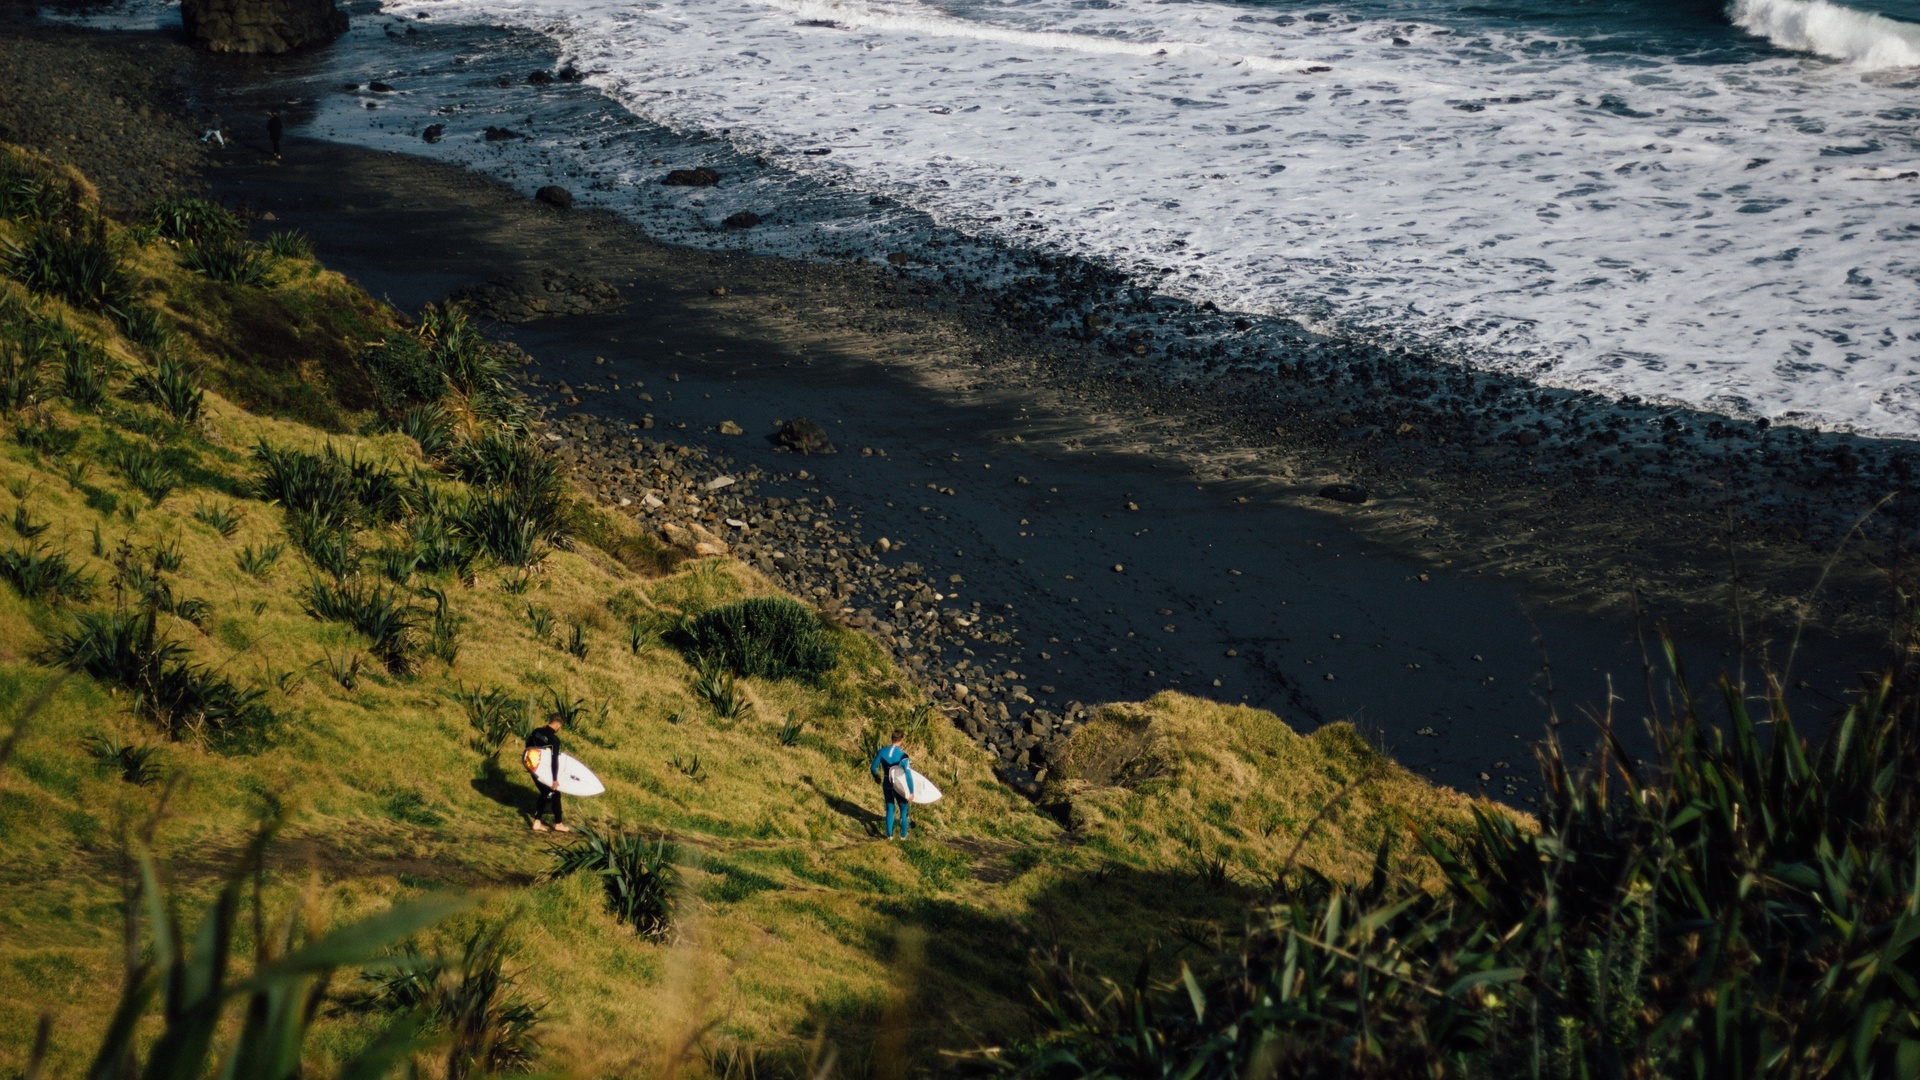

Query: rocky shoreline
[0,24,208,212]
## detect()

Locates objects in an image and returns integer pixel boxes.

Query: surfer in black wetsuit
[524,713,573,834]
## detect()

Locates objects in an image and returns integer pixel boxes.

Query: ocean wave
[1729,0,1920,67]
[748,0,1311,73]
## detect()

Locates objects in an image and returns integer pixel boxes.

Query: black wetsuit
[526,725,563,822]
[267,114,283,156]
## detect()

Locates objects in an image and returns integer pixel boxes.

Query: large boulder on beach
[534,185,573,210]
[662,167,721,187]
[777,417,837,456]
[1316,482,1370,505]
[180,0,348,54]
[451,266,622,323]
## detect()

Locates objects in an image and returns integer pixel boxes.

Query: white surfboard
[523,748,605,797]
[889,766,942,805]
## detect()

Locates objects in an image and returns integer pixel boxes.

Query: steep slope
[0,144,1508,1077]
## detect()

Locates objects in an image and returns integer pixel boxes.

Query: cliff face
[179,0,348,54]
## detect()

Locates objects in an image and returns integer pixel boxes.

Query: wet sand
[207,138,1879,800]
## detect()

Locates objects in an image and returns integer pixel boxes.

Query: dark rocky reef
[180,0,348,54]
[452,266,622,323]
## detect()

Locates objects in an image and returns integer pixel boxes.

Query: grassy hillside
[0,145,1510,1078]
[1045,693,1496,893]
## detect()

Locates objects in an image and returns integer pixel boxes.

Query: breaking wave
[1729,0,1920,67]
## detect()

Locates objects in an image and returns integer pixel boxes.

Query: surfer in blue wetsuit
[870,730,913,840]
[524,712,573,834]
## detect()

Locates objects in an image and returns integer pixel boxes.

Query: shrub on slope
[1044,692,1504,888]
[1003,660,1920,1079]
[682,596,840,682]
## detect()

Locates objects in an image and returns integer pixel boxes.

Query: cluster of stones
[451,267,623,324]
[538,408,1085,790]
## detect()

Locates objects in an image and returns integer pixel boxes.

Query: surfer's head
[547,712,565,729]
[890,729,904,745]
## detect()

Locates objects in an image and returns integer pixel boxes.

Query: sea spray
[1728,0,1920,67]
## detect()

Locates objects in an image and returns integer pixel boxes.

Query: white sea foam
[752,0,1313,73]
[403,0,1920,436]
[1729,0,1920,68]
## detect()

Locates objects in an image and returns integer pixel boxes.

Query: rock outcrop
[180,0,348,54]
[451,267,622,323]
[662,167,721,187]
[776,417,837,455]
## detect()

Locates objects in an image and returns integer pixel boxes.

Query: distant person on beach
[870,730,914,840]
[267,109,283,159]
[523,712,573,833]
[199,111,224,148]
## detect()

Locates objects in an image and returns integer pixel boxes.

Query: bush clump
[59,340,113,410]
[253,442,405,533]
[548,830,677,939]
[45,607,277,744]
[128,355,206,425]
[0,338,40,414]
[108,444,179,506]
[360,302,515,418]
[352,923,545,1079]
[302,575,420,675]
[261,229,314,261]
[182,235,270,287]
[361,332,445,414]
[408,488,477,578]
[0,153,71,223]
[114,304,171,354]
[681,596,838,681]
[144,197,240,246]
[444,433,571,564]
[4,220,132,311]
[0,543,94,603]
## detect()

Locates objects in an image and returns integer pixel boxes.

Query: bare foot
[552,822,574,833]
[530,819,549,832]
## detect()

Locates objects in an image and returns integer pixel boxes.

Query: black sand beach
[206,138,1876,799]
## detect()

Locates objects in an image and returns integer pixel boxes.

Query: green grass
[0,143,1511,1079]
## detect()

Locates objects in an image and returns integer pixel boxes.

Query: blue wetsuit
[871,744,914,838]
